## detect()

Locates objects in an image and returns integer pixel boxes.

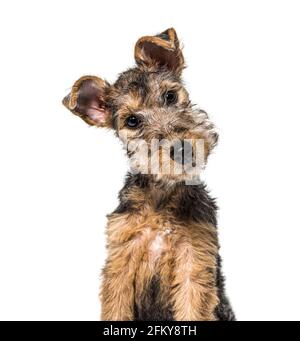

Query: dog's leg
[100,251,136,321]
[171,225,219,321]
[100,213,152,321]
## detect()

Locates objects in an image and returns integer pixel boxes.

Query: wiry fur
[62,28,235,321]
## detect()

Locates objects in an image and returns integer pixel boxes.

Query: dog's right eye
[125,115,140,128]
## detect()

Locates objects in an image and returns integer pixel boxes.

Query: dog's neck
[117,173,217,226]
[127,173,201,189]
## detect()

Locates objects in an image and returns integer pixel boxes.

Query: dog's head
[63,28,218,183]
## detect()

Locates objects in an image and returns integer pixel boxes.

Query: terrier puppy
[63,28,235,321]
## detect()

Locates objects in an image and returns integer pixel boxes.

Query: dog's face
[63,28,218,183]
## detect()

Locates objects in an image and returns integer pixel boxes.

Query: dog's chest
[108,210,177,262]
[146,226,173,264]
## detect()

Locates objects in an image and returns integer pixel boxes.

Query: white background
[0,0,299,321]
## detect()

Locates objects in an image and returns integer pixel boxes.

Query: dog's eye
[164,90,177,105]
[125,115,140,128]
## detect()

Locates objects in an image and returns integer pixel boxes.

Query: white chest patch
[149,228,172,263]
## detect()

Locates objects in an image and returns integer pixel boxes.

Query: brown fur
[100,181,219,320]
[102,221,218,320]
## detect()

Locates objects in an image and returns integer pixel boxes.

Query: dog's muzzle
[170,140,193,165]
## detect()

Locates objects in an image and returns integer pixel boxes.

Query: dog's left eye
[125,115,140,128]
[163,90,177,105]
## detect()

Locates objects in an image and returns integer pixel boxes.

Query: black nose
[170,141,193,165]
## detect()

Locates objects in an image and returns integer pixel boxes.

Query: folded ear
[134,28,184,75]
[62,76,112,127]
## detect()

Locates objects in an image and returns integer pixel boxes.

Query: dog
[63,28,235,321]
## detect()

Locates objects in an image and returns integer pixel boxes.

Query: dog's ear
[62,76,112,127]
[134,28,184,75]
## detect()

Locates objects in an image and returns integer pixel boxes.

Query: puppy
[63,28,235,321]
